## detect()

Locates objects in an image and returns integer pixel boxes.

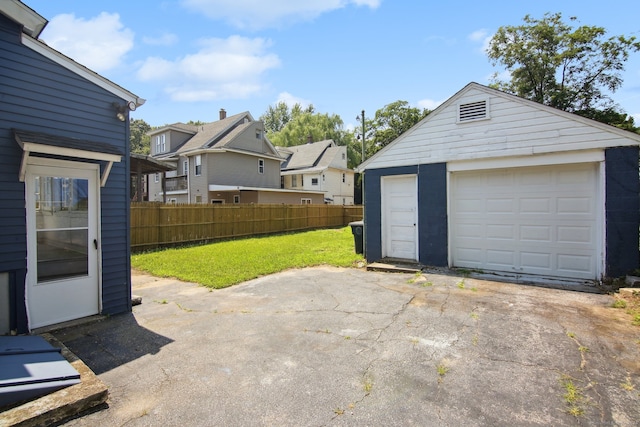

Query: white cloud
[468,29,492,54]
[137,36,281,102]
[181,0,381,30]
[41,12,134,72]
[143,33,179,46]
[276,92,312,109]
[417,98,445,110]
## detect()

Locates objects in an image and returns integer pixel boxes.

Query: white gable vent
[458,100,488,122]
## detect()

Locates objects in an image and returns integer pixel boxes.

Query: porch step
[366,261,423,274]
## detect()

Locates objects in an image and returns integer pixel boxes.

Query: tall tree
[260,102,315,134]
[488,13,640,124]
[363,101,430,157]
[130,118,151,154]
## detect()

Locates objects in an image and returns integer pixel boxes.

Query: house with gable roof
[147,110,324,204]
[277,139,355,205]
[1,0,144,333]
[358,82,640,285]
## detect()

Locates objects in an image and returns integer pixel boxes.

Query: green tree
[260,102,315,134]
[363,101,430,157]
[488,12,640,123]
[130,118,151,154]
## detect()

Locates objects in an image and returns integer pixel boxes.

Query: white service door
[26,162,100,329]
[382,175,418,260]
[450,163,600,280]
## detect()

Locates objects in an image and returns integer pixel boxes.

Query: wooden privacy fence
[130,203,363,251]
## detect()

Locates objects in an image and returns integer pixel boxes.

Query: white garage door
[450,163,600,280]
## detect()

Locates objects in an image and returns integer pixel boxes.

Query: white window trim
[195,155,202,176]
[258,158,265,174]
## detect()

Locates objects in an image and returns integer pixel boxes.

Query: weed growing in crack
[155,299,168,304]
[363,377,374,393]
[422,281,434,287]
[436,364,449,383]
[560,375,586,417]
[621,377,635,392]
[612,299,627,309]
[333,408,344,415]
[566,331,576,338]
[472,334,479,346]
[175,302,193,312]
[470,312,479,320]
[457,279,465,289]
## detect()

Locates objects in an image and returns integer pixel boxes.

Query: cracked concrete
[52,266,639,426]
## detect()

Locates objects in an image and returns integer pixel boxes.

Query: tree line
[131,12,640,168]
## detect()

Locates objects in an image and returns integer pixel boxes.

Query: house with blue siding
[358,82,640,285]
[0,1,144,333]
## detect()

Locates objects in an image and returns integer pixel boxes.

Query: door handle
[93,239,98,249]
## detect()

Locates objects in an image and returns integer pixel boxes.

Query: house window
[256,129,262,139]
[342,153,346,160]
[301,198,312,205]
[342,173,346,183]
[168,198,177,205]
[258,158,264,174]
[292,175,297,187]
[182,160,188,176]
[195,155,202,176]
[211,199,224,204]
[458,100,488,122]
[155,134,166,153]
[154,173,160,183]
[300,175,304,186]
[280,176,285,189]
[195,195,202,203]
[311,178,318,185]
[233,195,240,204]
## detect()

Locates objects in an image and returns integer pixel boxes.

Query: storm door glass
[34,176,89,282]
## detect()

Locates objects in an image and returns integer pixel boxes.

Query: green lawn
[131,226,364,288]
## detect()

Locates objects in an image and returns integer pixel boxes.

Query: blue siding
[417,163,448,266]
[364,164,448,267]
[605,147,640,277]
[0,14,132,331]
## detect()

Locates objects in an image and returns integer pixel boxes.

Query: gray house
[358,82,640,284]
[148,110,324,204]
[0,1,144,333]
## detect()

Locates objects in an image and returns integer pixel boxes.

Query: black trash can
[349,220,364,254]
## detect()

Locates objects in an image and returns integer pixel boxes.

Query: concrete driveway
[55,267,639,426]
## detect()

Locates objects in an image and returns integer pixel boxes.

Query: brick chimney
[219,108,226,120]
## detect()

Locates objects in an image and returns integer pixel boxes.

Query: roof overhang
[14,129,122,187]
[208,184,324,195]
[130,153,175,175]
[0,0,47,38]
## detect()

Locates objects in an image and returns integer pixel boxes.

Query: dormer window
[256,129,262,139]
[155,134,166,153]
[458,100,489,123]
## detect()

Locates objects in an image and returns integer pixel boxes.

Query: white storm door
[26,161,100,329]
[382,175,418,260]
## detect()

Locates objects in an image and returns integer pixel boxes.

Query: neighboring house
[277,140,355,205]
[148,109,324,204]
[358,82,640,284]
[0,1,145,334]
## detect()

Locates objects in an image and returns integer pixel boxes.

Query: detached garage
[359,83,640,283]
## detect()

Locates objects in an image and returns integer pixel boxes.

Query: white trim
[447,150,604,172]
[21,35,145,108]
[598,161,607,279]
[0,0,47,37]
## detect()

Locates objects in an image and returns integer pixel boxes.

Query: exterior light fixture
[112,101,137,122]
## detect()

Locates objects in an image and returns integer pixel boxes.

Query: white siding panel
[364,85,640,171]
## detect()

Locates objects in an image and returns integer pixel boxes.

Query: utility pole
[361,109,365,163]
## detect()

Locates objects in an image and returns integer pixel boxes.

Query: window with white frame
[256,129,262,139]
[311,178,318,185]
[342,173,346,183]
[292,175,297,187]
[258,158,265,174]
[301,198,312,205]
[182,160,188,176]
[154,173,160,183]
[195,155,202,176]
[155,134,166,154]
[233,195,240,204]
[195,195,202,203]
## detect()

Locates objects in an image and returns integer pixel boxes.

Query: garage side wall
[605,146,640,277]
[363,164,448,266]
[417,163,448,266]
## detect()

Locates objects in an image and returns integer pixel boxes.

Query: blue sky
[25,0,640,130]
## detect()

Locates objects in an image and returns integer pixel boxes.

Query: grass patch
[560,375,586,417]
[132,227,364,289]
[612,290,640,328]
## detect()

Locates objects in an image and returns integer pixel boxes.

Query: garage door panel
[486,198,515,213]
[451,163,599,280]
